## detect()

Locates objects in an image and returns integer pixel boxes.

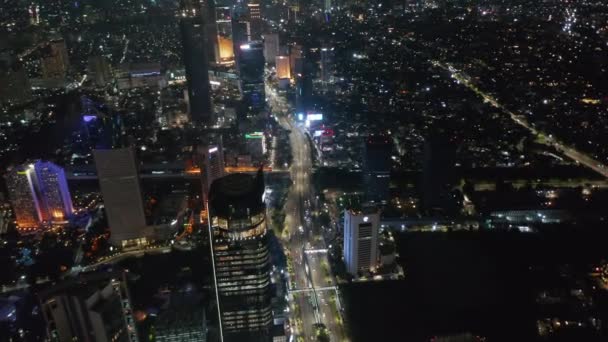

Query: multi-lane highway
[268,84,347,341]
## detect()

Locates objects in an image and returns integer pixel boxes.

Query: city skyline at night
[1,1,608,342]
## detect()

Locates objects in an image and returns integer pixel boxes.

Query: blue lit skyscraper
[4,161,73,230]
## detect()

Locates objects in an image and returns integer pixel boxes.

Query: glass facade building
[4,161,73,230]
[180,0,214,125]
[208,172,272,342]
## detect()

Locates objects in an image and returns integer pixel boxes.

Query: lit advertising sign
[306,113,323,121]
[245,132,264,139]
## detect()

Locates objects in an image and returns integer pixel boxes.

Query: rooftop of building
[209,171,265,218]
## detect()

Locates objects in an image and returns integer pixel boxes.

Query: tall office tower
[421,132,457,212]
[275,56,290,79]
[0,61,32,106]
[180,0,214,126]
[5,165,42,229]
[93,147,147,247]
[245,132,266,162]
[41,39,69,80]
[197,136,226,199]
[320,46,334,84]
[343,208,380,276]
[34,161,74,222]
[288,44,302,79]
[237,41,265,109]
[247,0,263,41]
[263,33,279,64]
[208,172,272,341]
[294,57,313,114]
[155,293,208,342]
[87,56,112,88]
[214,5,235,64]
[324,0,332,13]
[363,135,392,204]
[39,272,139,342]
[232,11,251,49]
[4,161,73,230]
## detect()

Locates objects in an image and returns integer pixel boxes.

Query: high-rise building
[320,46,334,84]
[155,292,208,342]
[246,132,266,162]
[0,61,31,106]
[343,208,380,276]
[93,147,147,247]
[39,271,139,342]
[213,4,235,64]
[421,132,457,212]
[5,165,42,229]
[288,44,302,79]
[41,39,69,80]
[248,1,263,41]
[208,171,272,341]
[180,0,214,126]
[275,56,290,80]
[295,57,313,114]
[197,136,226,199]
[87,56,112,88]
[363,135,392,203]
[4,161,73,230]
[237,41,265,109]
[35,161,74,222]
[263,33,279,64]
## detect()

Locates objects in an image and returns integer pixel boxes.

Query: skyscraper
[275,56,290,80]
[39,271,139,342]
[197,136,226,199]
[208,171,272,341]
[421,132,457,212]
[263,33,280,64]
[247,0,263,41]
[294,56,313,114]
[87,55,112,88]
[214,5,235,65]
[320,46,334,84]
[93,147,147,247]
[41,39,69,80]
[0,61,31,106]
[237,41,265,109]
[4,161,73,230]
[35,161,74,222]
[5,165,43,229]
[363,135,392,203]
[343,208,380,276]
[180,0,214,125]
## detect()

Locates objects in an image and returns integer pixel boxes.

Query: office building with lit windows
[39,271,139,342]
[208,171,272,342]
[247,1,262,41]
[343,208,380,276]
[4,161,73,230]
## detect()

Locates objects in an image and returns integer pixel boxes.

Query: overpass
[65,166,289,181]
